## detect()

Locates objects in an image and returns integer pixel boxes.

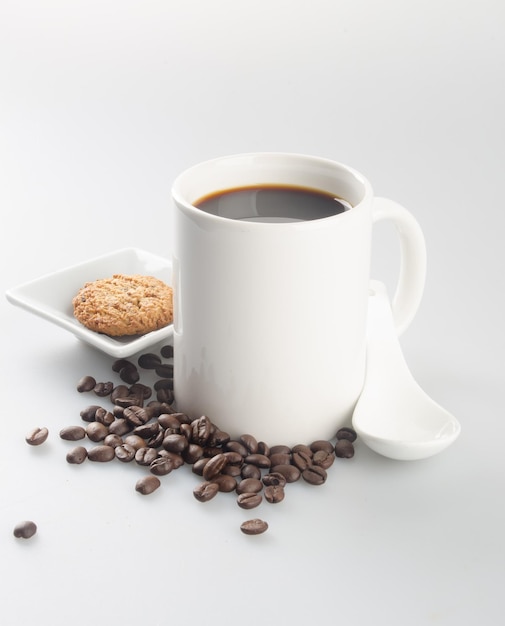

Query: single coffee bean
[310,440,334,454]
[182,443,204,464]
[80,405,102,422]
[239,433,259,454]
[135,447,159,466]
[244,453,271,468]
[257,441,270,456]
[336,427,358,442]
[162,433,189,453]
[123,434,146,450]
[291,443,313,457]
[193,480,219,502]
[112,358,134,373]
[13,520,37,539]
[237,492,262,509]
[270,464,301,483]
[94,381,114,397]
[202,453,228,480]
[103,434,123,448]
[212,474,238,493]
[192,457,210,476]
[123,406,149,427]
[191,416,212,445]
[269,444,291,455]
[240,519,268,535]
[224,440,248,457]
[110,385,130,403]
[85,422,109,442]
[66,446,88,464]
[223,451,243,466]
[312,449,335,469]
[153,378,174,391]
[25,427,49,446]
[114,395,143,408]
[158,413,182,430]
[115,443,136,462]
[95,407,115,426]
[160,344,174,358]
[208,429,231,446]
[135,475,161,495]
[150,456,174,476]
[119,364,140,384]
[236,478,263,495]
[302,465,327,485]
[108,418,132,436]
[262,471,287,488]
[158,450,184,469]
[156,388,174,404]
[154,363,174,378]
[264,484,285,503]
[269,452,292,467]
[88,445,115,462]
[77,375,96,392]
[59,425,86,441]
[146,429,165,448]
[222,464,242,477]
[241,464,262,480]
[334,439,355,458]
[129,383,153,400]
[133,422,160,439]
[292,450,313,471]
[138,352,162,369]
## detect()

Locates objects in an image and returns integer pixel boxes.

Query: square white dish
[5,247,173,358]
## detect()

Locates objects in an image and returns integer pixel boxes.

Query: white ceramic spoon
[352,281,461,461]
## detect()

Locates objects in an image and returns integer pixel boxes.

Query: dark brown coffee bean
[154,363,174,378]
[239,434,258,454]
[291,444,313,457]
[312,449,335,469]
[59,425,86,441]
[269,452,292,467]
[138,353,162,369]
[123,406,149,427]
[94,381,114,397]
[223,451,243,466]
[241,464,261,480]
[310,440,334,454]
[123,434,146,450]
[271,464,301,483]
[334,439,355,458]
[129,383,153,400]
[262,471,287,488]
[162,433,188,453]
[13,520,37,539]
[191,416,212,445]
[150,456,174,476]
[202,453,228,480]
[193,481,219,502]
[114,395,143,408]
[156,388,175,404]
[302,465,327,485]
[208,429,230,446]
[224,440,248,457]
[110,385,129,403]
[240,518,268,535]
[292,450,312,471]
[192,457,210,476]
[66,446,88,464]
[264,485,285,503]
[80,405,102,422]
[108,418,132,436]
[25,427,49,446]
[103,434,123,448]
[257,441,270,456]
[158,450,184,469]
[135,447,159,466]
[77,375,96,392]
[336,427,357,442]
[237,492,262,509]
[153,378,174,391]
[88,445,115,462]
[135,475,161,495]
[86,422,109,442]
[112,358,134,373]
[94,407,115,426]
[236,478,263,495]
[212,474,238,493]
[160,344,173,358]
[157,413,182,430]
[222,464,242,477]
[119,364,140,384]
[269,444,291,455]
[133,422,160,439]
[244,453,271,468]
[182,443,204,464]
[115,443,136,462]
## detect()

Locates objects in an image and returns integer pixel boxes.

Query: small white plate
[5,247,173,358]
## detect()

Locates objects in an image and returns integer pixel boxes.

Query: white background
[1,1,504,625]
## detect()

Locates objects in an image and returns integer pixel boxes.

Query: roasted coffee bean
[182,443,204,464]
[115,443,136,462]
[25,427,49,446]
[77,375,96,392]
[312,449,335,469]
[88,445,115,462]
[262,472,287,488]
[291,443,313,457]
[244,453,271,468]
[264,484,285,503]
[239,433,258,454]
[223,451,243,466]
[153,378,174,391]
[257,441,270,456]
[133,422,160,439]
[310,440,334,454]
[224,440,248,457]
[158,413,182,430]
[94,407,115,426]
[192,457,210,476]
[241,464,262,480]
[66,446,88,464]
[302,465,327,485]
[236,478,263,495]
[191,415,212,445]
[156,388,174,404]
[208,429,231,446]
[336,427,357,442]
[202,453,228,480]
[162,433,188,453]
[13,520,37,539]
[138,352,162,369]
[119,364,140,384]
[202,445,222,457]
[80,405,102,422]
[112,406,125,418]
[112,358,134,373]
[240,518,268,535]
[237,492,262,509]
[135,447,159,466]
[154,363,174,378]
[59,425,86,441]
[292,450,312,471]
[334,439,355,458]
[212,474,238,493]
[269,452,292,467]
[135,475,161,495]
[150,456,174,476]
[110,385,129,403]
[146,430,165,448]
[85,422,109,442]
[160,344,174,358]
[193,481,219,502]
[123,406,149,427]
[108,418,132,436]
[129,383,152,400]
[123,434,146,450]
[94,381,114,397]
[271,464,301,483]
[158,450,184,469]
[114,395,143,408]
[269,444,291,455]
[222,464,242,477]
[103,434,123,448]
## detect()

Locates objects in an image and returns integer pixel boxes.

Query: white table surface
[1,1,504,625]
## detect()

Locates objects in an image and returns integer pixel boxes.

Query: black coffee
[195,185,351,223]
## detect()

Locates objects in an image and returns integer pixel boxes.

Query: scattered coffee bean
[76,375,96,392]
[302,465,327,485]
[135,475,161,495]
[241,464,262,480]
[240,518,268,535]
[123,434,147,450]
[312,449,335,469]
[115,443,136,462]
[25,427,49,446]
[193,481,219,502]
[87,445,115,462]
[94,407,115,426]
[270,464,301,483]
[237,492,262,509]
[135,447,159,466]
[150,456,174,476]
[94,381,114,397]
[244,453,271,468]
[59,425,86,441]
[103,434,123,448]
[292,449,312,471]
[119,364,140,385]
[334,439,355,458]
[262,472,287,488]
[264,484,285,503]
[66,446,88,464]
[212,474,238,493]
[80,405,102,422]
[13,520,37,539]
[236,478,263,495]
[239,433,259,454]
[202,453,228,480]
[336,427,357,442]
[85,422,109,442]
[310,440,334,454]
[138,353,162,369]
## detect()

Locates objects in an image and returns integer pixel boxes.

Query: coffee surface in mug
[194,185,351,223]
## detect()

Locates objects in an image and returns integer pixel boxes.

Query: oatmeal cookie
[72,274,173,336]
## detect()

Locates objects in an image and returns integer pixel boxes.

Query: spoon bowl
[352,282,461,461]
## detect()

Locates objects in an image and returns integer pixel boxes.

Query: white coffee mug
[171,153,426,445]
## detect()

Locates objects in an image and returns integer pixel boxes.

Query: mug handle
[372,197,427,336]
